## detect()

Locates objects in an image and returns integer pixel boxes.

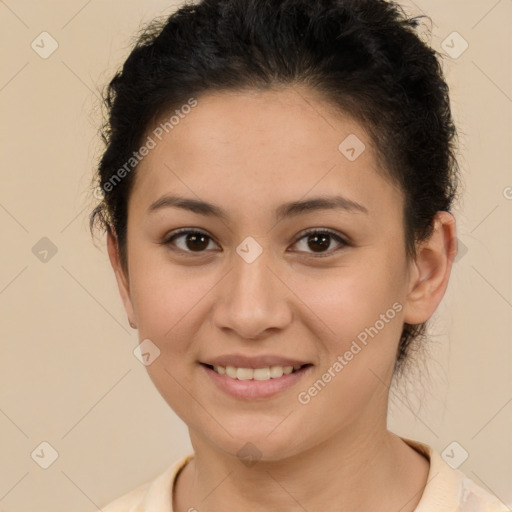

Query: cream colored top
[101,437,508,511]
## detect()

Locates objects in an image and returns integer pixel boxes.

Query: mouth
[201,363,312,381]
[200,362,313,399]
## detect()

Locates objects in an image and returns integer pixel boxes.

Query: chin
[204,422,305,463]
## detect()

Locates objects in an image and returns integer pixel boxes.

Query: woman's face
[109,87,432,460]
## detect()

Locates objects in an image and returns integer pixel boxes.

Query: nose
[212,248,292,340]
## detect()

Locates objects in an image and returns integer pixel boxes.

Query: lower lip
[200,363,313,400]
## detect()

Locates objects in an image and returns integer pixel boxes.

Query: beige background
[0,0,511,510]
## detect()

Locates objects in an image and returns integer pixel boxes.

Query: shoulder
[101,482,149,512]
[400,437,507,512]
[456,472,509,512]
[100,454,194,512]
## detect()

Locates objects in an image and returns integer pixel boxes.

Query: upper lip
[202,354,311,369]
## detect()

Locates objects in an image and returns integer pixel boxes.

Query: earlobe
[403,211,458,325]
[106,229,138,330]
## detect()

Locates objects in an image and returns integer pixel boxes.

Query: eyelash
[161,228,349,258]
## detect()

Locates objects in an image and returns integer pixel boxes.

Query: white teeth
[253,367,271,380]
[212,364,303,380]
[269,365,283,378]
[236,367,253,380]
[225,366,237,378]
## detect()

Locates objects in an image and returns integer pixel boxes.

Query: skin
[107,86,458,512]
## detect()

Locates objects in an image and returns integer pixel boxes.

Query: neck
[174,422,429,512]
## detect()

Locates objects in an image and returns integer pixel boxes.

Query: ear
[107,229,137,329]
[403,211,458,325]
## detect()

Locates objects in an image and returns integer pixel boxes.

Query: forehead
[131,87,403,224]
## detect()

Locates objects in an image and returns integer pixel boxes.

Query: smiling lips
[201,354,311,383]
[201,360,312,400]
[209,364,303,381]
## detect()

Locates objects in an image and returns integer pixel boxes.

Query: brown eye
[292,229,348,256]
[164,229,219,254]
[307,233,331,252]
[182,232,210,251]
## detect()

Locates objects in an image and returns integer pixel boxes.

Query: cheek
[292,260,405,346]
[128,248,209,340]
[127,258,211,420]
[291,271,403,432]
[289,259,406,405]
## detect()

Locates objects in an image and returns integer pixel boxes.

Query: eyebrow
[147,194,369,221]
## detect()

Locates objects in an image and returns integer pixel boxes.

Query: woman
[90,0,506,510]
